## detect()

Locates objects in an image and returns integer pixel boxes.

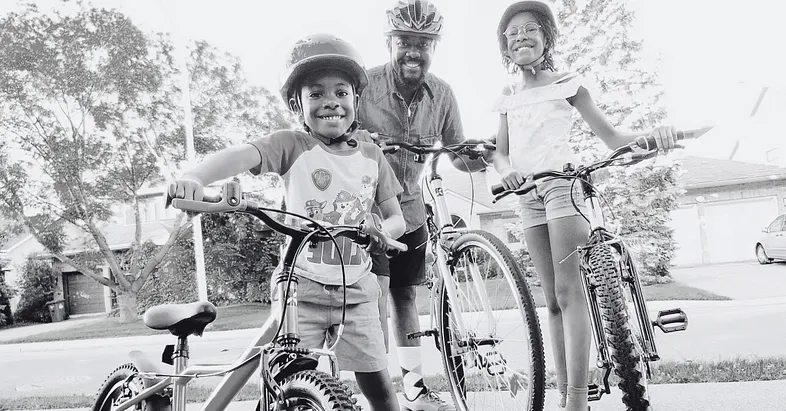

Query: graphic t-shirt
[249,130,403,286]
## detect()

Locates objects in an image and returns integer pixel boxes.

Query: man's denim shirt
[357,63,465,233]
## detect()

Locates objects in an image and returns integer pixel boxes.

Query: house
[669,156,786,266]
[0,190,178,316]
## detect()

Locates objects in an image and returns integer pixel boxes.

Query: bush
[0,279,15,326]
[13,256,57,323]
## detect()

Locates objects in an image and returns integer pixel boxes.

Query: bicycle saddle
[143,301,217,338]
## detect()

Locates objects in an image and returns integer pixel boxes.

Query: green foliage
[12,256,58,323]
[0,3,293,320]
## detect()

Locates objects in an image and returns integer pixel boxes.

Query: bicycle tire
[92,363,170,411]
[273,369,359,411]
[437,229,545,411]
[588,244,651,411]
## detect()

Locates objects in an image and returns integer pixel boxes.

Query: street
[1,261,785,409]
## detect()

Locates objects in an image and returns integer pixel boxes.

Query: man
[357,1,489,409]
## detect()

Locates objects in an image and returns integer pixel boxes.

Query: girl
[491,2,677,410]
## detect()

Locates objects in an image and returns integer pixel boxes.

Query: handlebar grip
[491,183,505,195]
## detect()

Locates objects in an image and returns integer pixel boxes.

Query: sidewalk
[10,380,786,411]
[0,315,103,343]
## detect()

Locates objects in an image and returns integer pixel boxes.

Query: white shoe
[400,389,455,411]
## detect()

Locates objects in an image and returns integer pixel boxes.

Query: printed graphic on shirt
[248,131,403,285]
[312,168,332,191]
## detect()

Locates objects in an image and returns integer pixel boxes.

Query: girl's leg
[547,215,591,411]
[523,225,568,408]
[355,370,399,411]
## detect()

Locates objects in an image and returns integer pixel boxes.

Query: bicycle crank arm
[653,308,688,333]
[407,329,439,340]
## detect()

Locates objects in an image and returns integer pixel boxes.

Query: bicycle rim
[438,230,545,411]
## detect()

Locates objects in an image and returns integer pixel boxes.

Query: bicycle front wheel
[437,230,545,411]
[276,370,359,411]
[589,244,651,411]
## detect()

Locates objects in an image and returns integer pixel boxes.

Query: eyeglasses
[503,22,541,39]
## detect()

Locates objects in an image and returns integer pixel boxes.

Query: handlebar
[374,136,495,157]
[490,127,711,201]
[166,182,408,256]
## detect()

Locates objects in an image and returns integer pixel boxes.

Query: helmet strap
[520,54,546,76]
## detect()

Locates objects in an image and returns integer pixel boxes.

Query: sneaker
[400,389,455,411]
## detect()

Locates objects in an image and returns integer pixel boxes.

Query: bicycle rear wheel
[437,230,545,411]
[92,363,170,411]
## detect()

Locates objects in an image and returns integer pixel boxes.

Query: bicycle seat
[143,301,217,338]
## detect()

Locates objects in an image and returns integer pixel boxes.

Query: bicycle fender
[129,350,171,389]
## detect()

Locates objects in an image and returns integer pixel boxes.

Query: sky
[3,0,784,161]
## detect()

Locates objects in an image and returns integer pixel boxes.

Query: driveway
[670,261,786,300]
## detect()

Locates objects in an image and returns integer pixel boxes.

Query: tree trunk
[116,291,139,323]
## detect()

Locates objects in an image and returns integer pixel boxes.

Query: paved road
[13,380,786,411]
[3,298,786,399]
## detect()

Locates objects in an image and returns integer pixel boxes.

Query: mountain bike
[490,128,710,411]
[375,137,546,411]
[91,181,407,411]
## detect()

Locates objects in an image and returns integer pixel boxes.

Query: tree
[506,0,683,281]
[0,2,292,322]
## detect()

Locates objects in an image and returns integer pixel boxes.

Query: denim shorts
[270,273,387,373]
[517,178,588,229]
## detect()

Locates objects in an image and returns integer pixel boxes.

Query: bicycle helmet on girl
[497,1,558,73]
[279,33,368,107]
[384,0,444,38]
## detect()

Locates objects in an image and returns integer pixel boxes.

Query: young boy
[169,34,404,411]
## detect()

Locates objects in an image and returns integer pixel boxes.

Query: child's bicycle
[91,181,407,411]
[375,137,546,411]
[490,128,710,411]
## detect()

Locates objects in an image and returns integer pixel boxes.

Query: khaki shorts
[518,178,588,229]
[271,273,387,373]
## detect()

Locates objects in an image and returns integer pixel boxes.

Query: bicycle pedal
[406,329,437,340]
[587,384,601,401]
[652,308,688,333]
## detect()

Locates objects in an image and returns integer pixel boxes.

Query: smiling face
[389,33,436,89]
[298,68,357,139]
[503,12,545,67]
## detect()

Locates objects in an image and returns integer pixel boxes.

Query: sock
[565,386,588,411]
[398,346,426,401]
[559,382,568,408]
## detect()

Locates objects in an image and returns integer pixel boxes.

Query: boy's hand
[169,177,205,201]
[362,213,392,255]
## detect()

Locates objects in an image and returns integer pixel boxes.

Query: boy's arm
[376,197,405,240]
[180,144,262,187]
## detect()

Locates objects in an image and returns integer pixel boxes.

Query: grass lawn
[0,280,727,344]
[3,356,785,409]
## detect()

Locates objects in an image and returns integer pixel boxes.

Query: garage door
[64,272,105,315]
[703,196,780,263]
[669,204,703,266]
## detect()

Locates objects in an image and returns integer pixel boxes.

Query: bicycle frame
[407,147,497,341]
[112,200,348,411]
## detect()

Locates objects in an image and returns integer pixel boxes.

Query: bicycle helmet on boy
[497,1,558,73]
[384,0,444,38]
[279,34,368,145]
[279,33,368,106]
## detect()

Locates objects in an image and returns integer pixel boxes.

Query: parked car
[757,213,786,264]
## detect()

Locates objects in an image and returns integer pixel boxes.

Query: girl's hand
[500,168,527,191]
[362,213,392,255]
[647,126,678,153]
